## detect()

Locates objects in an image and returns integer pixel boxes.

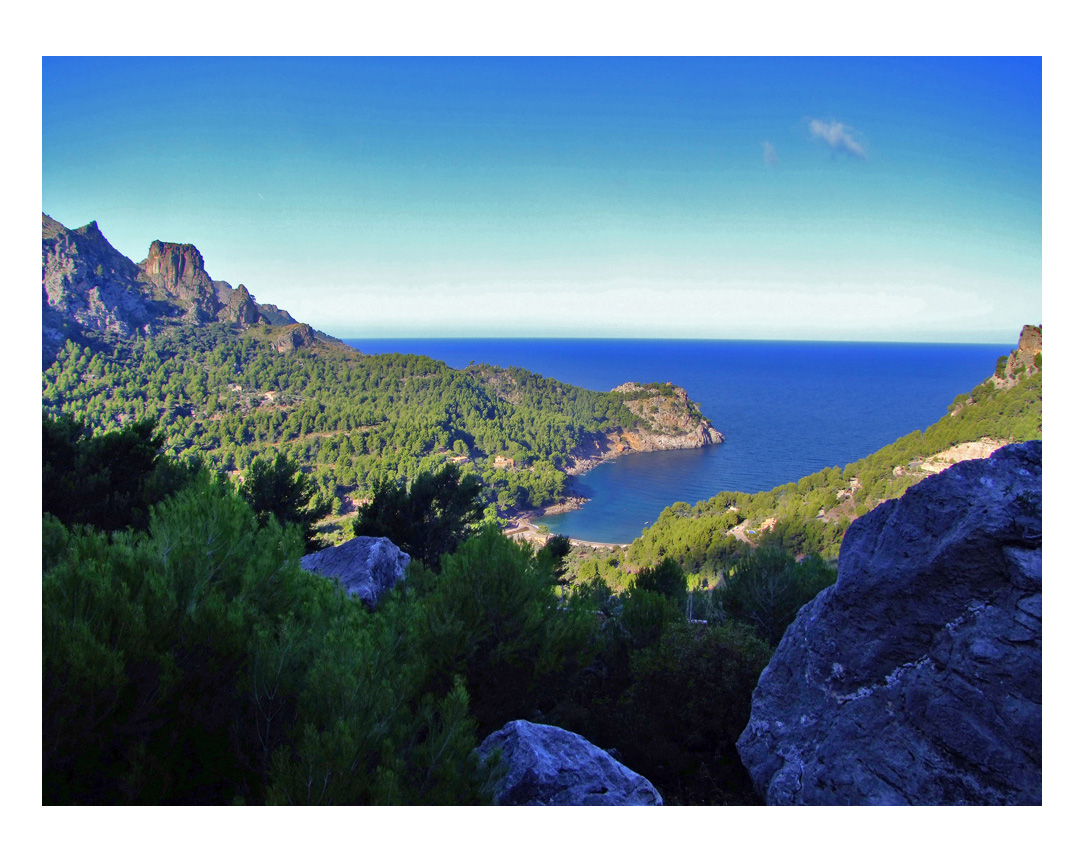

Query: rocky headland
[568,382,724,475]
[44,215,725,547]
[995,324,1042,388]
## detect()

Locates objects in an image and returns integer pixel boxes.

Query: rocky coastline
[504,385,725,545]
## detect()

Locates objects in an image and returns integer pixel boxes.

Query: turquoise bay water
[342,339,1012,544]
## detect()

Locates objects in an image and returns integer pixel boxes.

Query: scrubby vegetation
[618,358,1041,574]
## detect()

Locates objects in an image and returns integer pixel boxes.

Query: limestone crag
[255,302,298,327]
[299,535,410,607]
[272,323,321,353]
[141,240,263,325]
[42,215,159,362]
[477,720,663,805]
[737,441,1042,805]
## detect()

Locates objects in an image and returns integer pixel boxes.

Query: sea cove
[343,338,1012,543]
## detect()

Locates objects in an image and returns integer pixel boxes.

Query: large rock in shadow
[737,441,1042,804]
[478,720,663,805]
[300,535,410,607]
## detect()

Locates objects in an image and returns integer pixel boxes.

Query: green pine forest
[41,324,681,534]
[43,412,773,804]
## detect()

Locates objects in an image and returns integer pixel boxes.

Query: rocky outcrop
[737,441,1041,805]
[994,324,1042,389]
[614,382,724,448]
[140,240,216,321]
[140,240,267,326]
[299,535,410,607]
[272,323,321,353]
[1017,324,1042,358]
[255,302,298,327]
[477,720,663,805]
[41,214,160,362]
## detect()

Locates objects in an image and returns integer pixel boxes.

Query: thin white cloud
[762,141,779,167]
[809,119,866,159]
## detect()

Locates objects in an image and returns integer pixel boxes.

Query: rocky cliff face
[43,214,324,362]
[614,382,725,449]
[268,323,320,353]
[140,240,269,326]
[737,441,1041,805]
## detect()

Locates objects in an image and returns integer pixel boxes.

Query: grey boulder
[478,720,663,805]
[300,535,410,607]
[737,441,1042,805]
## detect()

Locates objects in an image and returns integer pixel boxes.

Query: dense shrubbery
[42,412,198,533]
[43,473,500,804]
[711,546,837,646]
[545,587,772,804]
[409,525,600,735]
[43,420,776,805]
[616,623,772,803]
[630,557,688,604]
[241,452,333,552]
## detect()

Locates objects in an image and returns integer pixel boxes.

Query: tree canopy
[352,463,484,569]
[241,452,332,552]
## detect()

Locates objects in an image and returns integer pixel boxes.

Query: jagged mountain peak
[42,215,331,364]
[42,213,67,239]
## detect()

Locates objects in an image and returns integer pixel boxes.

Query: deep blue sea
[342,338,1012,544]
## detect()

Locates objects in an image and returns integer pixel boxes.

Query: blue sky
[42,56,1042,342]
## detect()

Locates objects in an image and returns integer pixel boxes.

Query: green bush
[619,622,772,804]
[618,588,683,650]
[42,413,196,533]
[241,452,332,552]
[711,546,837,646]
[411,524,598,734]
[353,463,484,569]
[631,556,688,603]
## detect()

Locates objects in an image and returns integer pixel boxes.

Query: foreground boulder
[738,441,1041,805]
[299,536,410,607]
[478,720,663,805]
